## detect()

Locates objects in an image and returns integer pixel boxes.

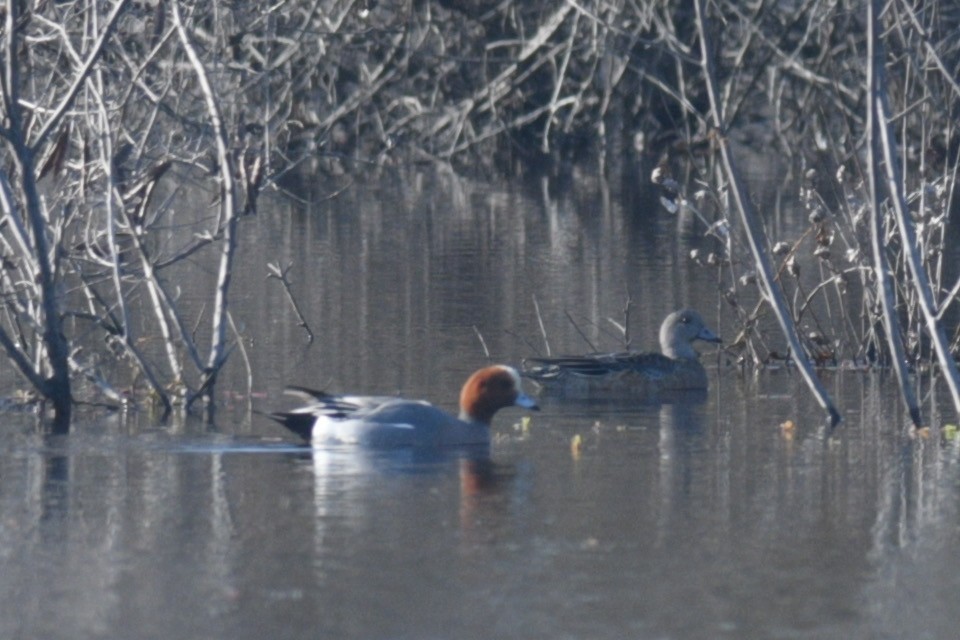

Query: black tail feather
[269,412,315,441]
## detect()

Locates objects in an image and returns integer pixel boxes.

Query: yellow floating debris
[571,433,583,459]
[780,419,796,441]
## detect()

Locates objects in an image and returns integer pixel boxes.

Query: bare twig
[694,0,840,425]
[565,310,598,353]
[266,262,315,343]
[31,0,131,150]
[472,326,491,360]
[532,294,551,357]
[228,310,253,414]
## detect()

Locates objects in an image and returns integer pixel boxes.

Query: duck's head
[459,365,540,425]
[660,309,722,360]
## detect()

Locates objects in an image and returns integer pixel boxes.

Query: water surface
[1,167,958,639]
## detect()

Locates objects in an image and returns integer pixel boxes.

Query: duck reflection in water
[457,455,530,545]
[654,400,710,544]
[302,443,522,550]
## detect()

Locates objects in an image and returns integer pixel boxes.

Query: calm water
[2,167,959,639]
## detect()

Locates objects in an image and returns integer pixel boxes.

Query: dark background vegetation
[1,0,958,427]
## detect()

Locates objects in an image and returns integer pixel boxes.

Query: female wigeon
[271,365,539,447]
[522,309,722,398]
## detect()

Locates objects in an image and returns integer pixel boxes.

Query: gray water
[1,167,958,639]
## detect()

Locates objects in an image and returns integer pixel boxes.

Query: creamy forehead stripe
[495,365,522,389]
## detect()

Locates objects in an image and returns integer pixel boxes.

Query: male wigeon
[271,365,539,447]
[522,309,722,398]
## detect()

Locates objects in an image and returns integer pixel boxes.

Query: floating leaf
[779,419,796,442]
[570,434,583,459]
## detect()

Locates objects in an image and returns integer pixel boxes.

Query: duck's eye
[680,315,691,323]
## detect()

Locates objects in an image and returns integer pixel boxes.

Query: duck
[270,365,539,447]
[522,309,722,399]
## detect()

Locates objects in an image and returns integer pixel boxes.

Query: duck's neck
[662,342,699,361]
[458,408,491,426]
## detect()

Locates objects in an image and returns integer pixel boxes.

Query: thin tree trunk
[2,0,71,431]
[865,0,922,428]
[868,2,960,415]
[694,0,841,425]
[173,0,239,419]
